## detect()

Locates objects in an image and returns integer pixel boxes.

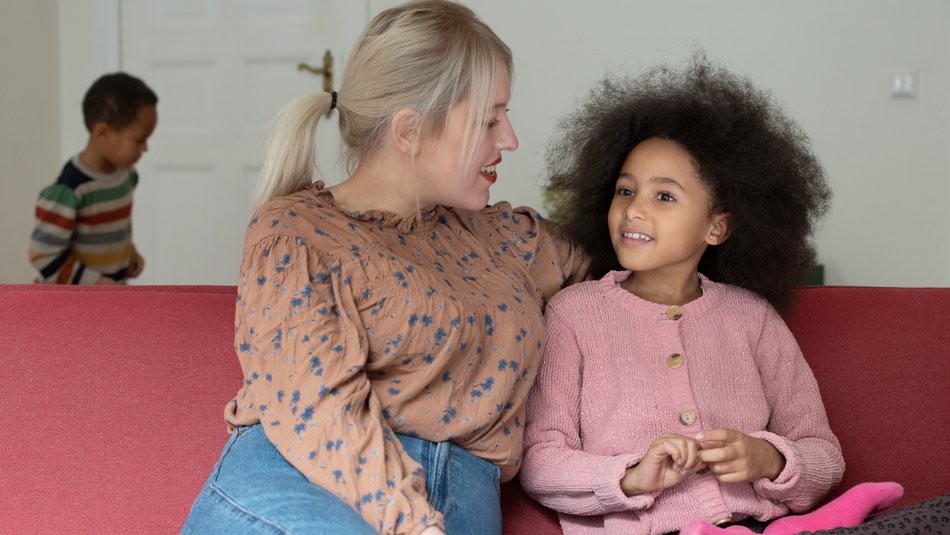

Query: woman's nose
[498,122,518,152]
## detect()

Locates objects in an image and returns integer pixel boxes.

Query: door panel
[121,0,366,284]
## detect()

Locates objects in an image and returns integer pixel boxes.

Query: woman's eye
[486,109,509,129]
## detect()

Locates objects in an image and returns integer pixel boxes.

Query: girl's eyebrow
[617,173,684,190]
[650,176,684,190]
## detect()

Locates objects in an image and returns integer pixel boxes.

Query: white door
[120,0,367,285]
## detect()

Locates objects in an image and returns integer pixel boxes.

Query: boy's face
[97,104,157,172]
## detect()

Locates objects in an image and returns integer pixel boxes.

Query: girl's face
[607,137,729,280]
[413,62,518,211]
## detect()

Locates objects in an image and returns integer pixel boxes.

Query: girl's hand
[696,429,786,483]
[620,433,706,495]
[420,527,446,535]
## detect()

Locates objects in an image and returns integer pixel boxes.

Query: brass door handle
[297,50,334,94]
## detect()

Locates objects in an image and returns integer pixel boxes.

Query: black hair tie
[329,91,338,110]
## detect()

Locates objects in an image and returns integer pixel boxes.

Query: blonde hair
[255,0,513,205]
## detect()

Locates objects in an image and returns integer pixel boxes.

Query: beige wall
[0,1,61,283]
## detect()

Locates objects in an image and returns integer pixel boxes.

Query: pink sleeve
[520,301,656,515]
[750,309,845,511]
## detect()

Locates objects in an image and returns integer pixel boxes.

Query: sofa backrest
[781,286,950,507]
[0,285,241,534]
[1,284,948,534]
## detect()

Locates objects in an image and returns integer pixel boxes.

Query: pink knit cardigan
[520,271,844,535]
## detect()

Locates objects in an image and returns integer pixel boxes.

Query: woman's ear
[389,108,420,155]
[707,212,731,245]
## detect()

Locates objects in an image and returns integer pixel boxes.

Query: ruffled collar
[308,181,444,233]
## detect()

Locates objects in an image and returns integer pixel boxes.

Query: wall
[372,0,950,287]
[0,1,61,283]
[4,1,948,287]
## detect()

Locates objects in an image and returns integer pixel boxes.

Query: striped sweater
[29,156,138,284]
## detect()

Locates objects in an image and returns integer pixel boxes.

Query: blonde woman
[182,1,588,534]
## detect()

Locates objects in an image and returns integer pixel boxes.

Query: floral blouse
[225,182,589,534]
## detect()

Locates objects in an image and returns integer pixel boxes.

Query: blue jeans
[181,424,501,534]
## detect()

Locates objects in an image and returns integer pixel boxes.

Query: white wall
[58,0,119,164]
[0,1,61,284]
[2,1,948,287]
[372,0,950,287]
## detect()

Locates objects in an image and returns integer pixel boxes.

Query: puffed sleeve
[749,308,845,512]
[483,204,590,305]
[232,234,443,534]
[520,297,655,515]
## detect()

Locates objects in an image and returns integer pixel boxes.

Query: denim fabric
[181,424,501,535]
[398,433,502,535]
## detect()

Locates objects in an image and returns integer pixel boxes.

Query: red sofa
[1,284,948,534]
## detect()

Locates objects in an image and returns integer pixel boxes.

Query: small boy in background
[29,72,157,284]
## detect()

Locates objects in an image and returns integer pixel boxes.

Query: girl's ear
[389,108,420,155]
[707,212,731,245]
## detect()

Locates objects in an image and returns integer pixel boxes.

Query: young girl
[520,56,902,534]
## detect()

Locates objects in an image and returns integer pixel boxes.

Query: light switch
[890,71,917,98]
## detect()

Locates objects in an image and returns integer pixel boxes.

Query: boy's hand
[127,247,145,278]
[696,429,786,483]
[620,433,706,495]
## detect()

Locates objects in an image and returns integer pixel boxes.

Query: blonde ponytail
[254,1,512,206]
[254,91,334,205]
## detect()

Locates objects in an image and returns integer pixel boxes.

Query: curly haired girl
[520,54,902,535]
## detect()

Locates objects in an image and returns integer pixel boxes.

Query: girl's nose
[625,195,646,220]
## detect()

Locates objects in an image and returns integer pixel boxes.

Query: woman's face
[414,62,518,211]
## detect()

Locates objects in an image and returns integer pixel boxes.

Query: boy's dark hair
[545,54,831,313]
[82,72,158,132]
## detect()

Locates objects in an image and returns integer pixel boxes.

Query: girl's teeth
[624,232,652,241]
[481,165,496,174]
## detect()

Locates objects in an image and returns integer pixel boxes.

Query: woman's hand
[696,429,786,483]
[620,433,706,495]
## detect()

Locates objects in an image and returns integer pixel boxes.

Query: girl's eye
[657,192,675,202]
[616,187,633,197]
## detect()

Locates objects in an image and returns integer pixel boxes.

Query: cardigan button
[678,410,696,426]
[666,305,683,320]
[666,353,684,369]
